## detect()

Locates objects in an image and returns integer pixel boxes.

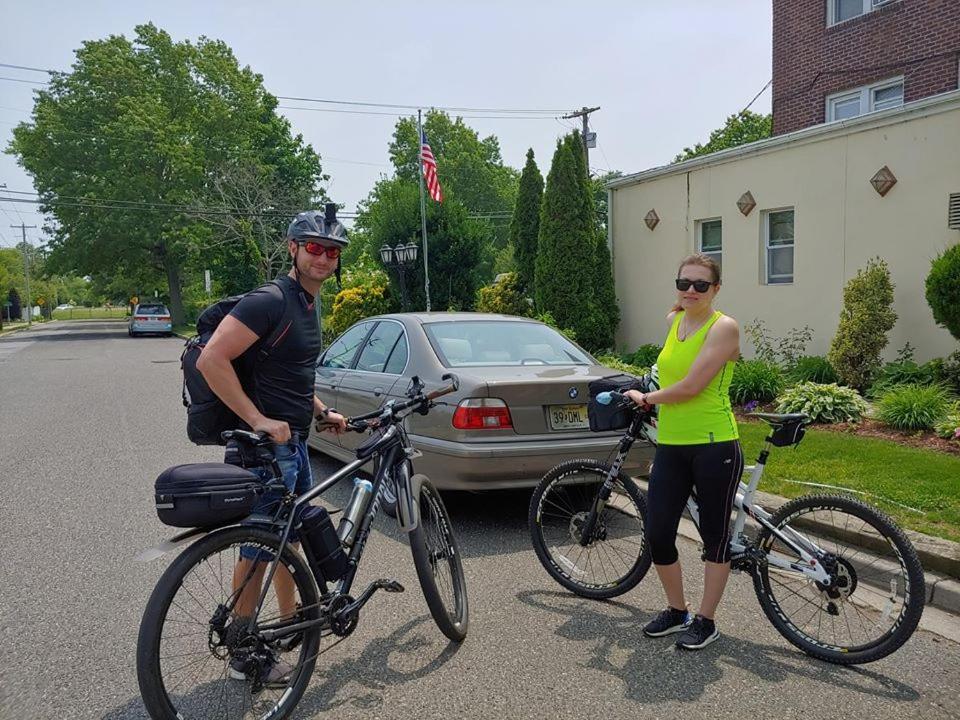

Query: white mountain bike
[528,388,925,665]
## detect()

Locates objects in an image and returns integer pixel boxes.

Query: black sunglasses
[676,278,716,293]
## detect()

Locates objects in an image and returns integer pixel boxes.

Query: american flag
[420,131,443,203]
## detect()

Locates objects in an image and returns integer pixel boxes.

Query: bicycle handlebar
[342,373,461,433]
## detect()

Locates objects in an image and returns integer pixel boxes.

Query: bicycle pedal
[379,580,405,593]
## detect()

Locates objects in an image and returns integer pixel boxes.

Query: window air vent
[949,193,960,231]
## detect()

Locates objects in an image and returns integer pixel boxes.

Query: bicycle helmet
[287,203,349,248]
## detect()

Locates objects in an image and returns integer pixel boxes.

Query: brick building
[772,0,960,135]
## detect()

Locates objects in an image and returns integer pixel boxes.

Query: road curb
[630,474,960,616]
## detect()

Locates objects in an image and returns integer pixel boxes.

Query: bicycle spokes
[757,501,917,656]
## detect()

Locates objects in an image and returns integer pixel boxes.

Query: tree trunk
[164,254,186,326]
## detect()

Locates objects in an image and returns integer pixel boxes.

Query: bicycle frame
[584,407,832,585]
[247,423,421,640]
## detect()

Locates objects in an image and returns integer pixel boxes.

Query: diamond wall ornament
[644,209,660,230]
[736,190,756,216]
[870,165,897,197]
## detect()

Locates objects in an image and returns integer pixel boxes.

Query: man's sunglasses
[301,241,341,259]
[675,278,716,293]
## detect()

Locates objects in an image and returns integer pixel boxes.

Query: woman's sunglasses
[301,241,341,259]
[675,278,716,293]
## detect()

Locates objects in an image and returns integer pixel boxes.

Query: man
[197,208,348,684]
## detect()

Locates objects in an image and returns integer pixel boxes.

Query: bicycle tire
[137,526,322,720]
[529,459,652,600]
[752,493,925,665]
[408,479,469,642]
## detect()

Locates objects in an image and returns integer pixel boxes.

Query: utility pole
[10,223,36,326]
[562,106,600,175]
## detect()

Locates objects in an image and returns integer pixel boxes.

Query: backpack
[181,280,291,445]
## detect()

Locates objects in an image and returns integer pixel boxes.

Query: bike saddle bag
[587,374,641,432]
[768,420,806,447]
[154,463,263,528]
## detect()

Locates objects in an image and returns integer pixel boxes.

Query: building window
[697,219,722,269]
[827,77,904,121]
[764,209,794,285]
[827,0,898,26]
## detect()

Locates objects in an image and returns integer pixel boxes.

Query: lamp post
[379,241,419,311]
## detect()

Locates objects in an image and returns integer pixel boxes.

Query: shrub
[868,360,941,398]
[729,360,785,405]
[933,404,960,440]
[934,350,960,394]
[743,319,814,367]
[329,282,391,337]
[622,343,662,368]
[925,243,960,341]
[776,382,869,424]
[876,383,955,431]
[828,258,897,391]
[475,272,534,317]
[787,355,838,385]
[595,355,648,376]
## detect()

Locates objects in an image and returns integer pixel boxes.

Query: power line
[0,62,55,73]
[0,194,359,218]
[0,59,569,114]
[0,76,48,85]
[740,78,772,114]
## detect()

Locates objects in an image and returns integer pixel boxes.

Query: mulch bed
[734,408,960,457]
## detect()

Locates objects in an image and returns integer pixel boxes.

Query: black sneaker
[643,607,692,637]
[675,615,720,650]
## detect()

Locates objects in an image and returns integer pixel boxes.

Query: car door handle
[373,387,384,397]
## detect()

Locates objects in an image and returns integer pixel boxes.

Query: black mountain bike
[137,375,468,720]
[529,389,925,665]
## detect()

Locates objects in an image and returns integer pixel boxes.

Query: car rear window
[136,306,169,316]
[423,321,592,367]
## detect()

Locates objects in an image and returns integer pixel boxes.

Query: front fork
[578,435,634,546]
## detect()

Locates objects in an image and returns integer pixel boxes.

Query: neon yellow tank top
[656,310,739,445]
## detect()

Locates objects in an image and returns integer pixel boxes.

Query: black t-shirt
[229,274,321,437]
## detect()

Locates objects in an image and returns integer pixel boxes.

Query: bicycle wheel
[137,526,322,720]
[529,459,652,600]
[752,493,925,665]
[408,479,469,642]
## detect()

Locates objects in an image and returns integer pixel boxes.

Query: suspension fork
[578,433,636,546]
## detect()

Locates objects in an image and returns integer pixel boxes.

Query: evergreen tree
[567,134,619,350]
[535,135,593,338]
[510,149,543,295]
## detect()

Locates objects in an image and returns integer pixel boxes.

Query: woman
[625,253,742,650]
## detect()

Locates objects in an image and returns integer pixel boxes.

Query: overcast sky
[0,0,772,248]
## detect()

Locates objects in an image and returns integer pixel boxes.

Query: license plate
[549,404,589,430]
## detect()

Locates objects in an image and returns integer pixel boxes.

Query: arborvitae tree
[566,133,618,350]
[535,135,594,338]
[510,149,543,296]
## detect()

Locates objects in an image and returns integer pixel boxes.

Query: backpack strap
[255,279,293,363]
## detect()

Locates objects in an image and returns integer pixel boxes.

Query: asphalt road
[1,321,958,720]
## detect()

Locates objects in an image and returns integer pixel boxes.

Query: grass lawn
[738,419,960,543]
[173,324,194,338]
[52,306,128,320]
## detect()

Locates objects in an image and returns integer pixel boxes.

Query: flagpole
[417,109,432,312]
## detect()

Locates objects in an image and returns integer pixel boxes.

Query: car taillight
[452,398,513,430]
[159,316,170,321]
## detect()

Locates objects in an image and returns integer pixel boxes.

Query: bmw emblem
[568,387,579,399]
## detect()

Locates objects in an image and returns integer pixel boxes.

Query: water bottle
[338,478,374,547]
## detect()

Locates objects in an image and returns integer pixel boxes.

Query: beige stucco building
[608,90,960,361]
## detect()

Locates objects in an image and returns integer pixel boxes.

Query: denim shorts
[239,436,313,561]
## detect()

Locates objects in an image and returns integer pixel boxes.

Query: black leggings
[646,440,744,565]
